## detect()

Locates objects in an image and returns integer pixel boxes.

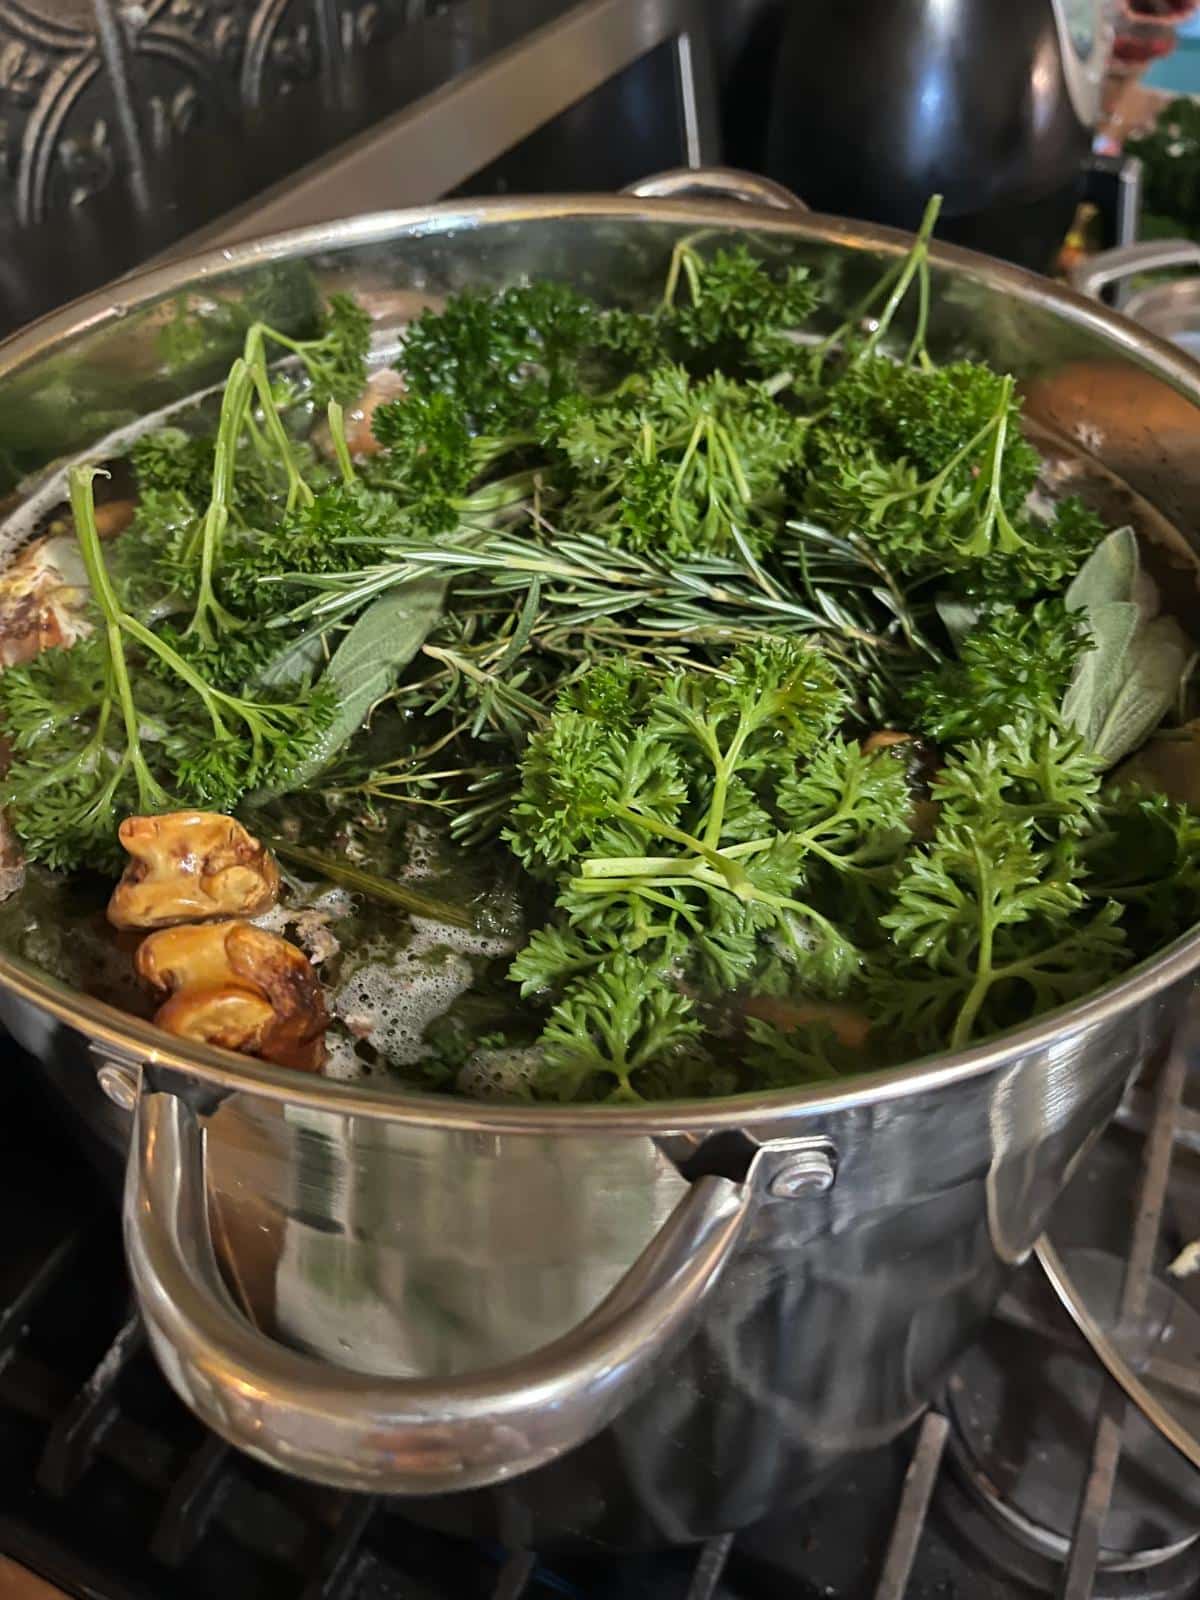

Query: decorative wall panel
[0,0,449,227]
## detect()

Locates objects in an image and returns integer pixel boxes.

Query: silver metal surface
[1072,238,1200,353]
[493,1552,536,1599]
[766,1149,836,1198]
[95,1061,137,1113]
[1072,238,1200,300]
[1050,0,1110,130]
[621,165,804,210]
[1056,1026,1191,1596]
[1,190,1199,1534]
[1034,1021,1200,1599]
[1118,1087,1200,1155]
[126,1087,826,1493]
[684,1532,734,1599]
[1038,1241,1200,1470]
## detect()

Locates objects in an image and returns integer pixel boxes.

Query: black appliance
[736,0,1108,272]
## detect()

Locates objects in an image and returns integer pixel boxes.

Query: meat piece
[93,498,136,541]
[861,730,914,755]
[743,995,871,1050]
[0,809,24,903]
[291,907,340,965]
[137,917,328,1072]
[108,812,280,930]
[312,367,407,460]
[313,275,445,327]
[352,286,446,324]
[1115,726,1200,808]
[0,533,91,669]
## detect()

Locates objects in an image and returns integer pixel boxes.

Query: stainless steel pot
[1073,238,1200,358]
[3,171,1200,1551]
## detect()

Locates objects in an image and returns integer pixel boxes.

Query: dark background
[0,0,733,338]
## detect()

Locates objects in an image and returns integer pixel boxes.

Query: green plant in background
[1128,96,1200,242]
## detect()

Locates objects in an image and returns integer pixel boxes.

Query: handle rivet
[768,1151,835,1198]
[96,1061,138,1112]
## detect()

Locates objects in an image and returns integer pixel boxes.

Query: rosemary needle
[264,835,474,928]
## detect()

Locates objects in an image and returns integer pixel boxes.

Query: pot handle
[1071,239,1200,300]
[124,1076,833,1495]
[622,166,807,212]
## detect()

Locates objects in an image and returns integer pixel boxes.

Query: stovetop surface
[2,1047,1198,1600]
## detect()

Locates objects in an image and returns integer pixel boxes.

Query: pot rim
[4,191,1200,1133]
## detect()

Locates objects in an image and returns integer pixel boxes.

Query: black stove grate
[1,1032,1198,1600]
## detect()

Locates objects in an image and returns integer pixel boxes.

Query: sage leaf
[255,629,326,688]
[1086,615,1191,768]
[272,578,446,792]
[1061,599,1140,747]
[1061,527,1188,768]
[1065,526,1138,615]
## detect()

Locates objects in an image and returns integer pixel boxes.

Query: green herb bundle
[1,203,1197,1102]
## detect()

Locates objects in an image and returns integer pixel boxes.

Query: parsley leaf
[906,599,1088,744]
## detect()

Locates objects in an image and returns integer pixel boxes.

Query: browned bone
[108,811,280,930]
[137,917,327,1072]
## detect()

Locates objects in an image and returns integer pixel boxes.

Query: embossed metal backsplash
[0,0,450,229]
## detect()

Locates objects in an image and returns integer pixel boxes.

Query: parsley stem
[704,718,753,849]
[972,376,1026,556]
[70,467,175,813]
[327,399,355,486]
[661,235,709,309]
[858,193,942,364]
[905,252,933,370]
[809,194,942,370]
[188,357,253,645]
[243,326,314,512]
[581,854,699,878]
[569,863,845,950]
[672,416,707,530]
[951,842,997,1048]
[608,803,743,884]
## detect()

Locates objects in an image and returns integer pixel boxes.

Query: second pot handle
[124,1078,834,1495]
[1071,238,1200,300]
[622,166,806,212]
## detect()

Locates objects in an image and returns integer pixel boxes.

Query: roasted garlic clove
[155,984,277,1053]
[138,917,328,1073]
[108,812,281,930]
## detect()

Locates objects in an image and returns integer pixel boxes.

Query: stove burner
[942,1246,1200,1594]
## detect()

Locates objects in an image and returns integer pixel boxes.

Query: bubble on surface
[457,1044,545,1101]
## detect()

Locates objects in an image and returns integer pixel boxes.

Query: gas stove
[2,1029,1199,1600]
